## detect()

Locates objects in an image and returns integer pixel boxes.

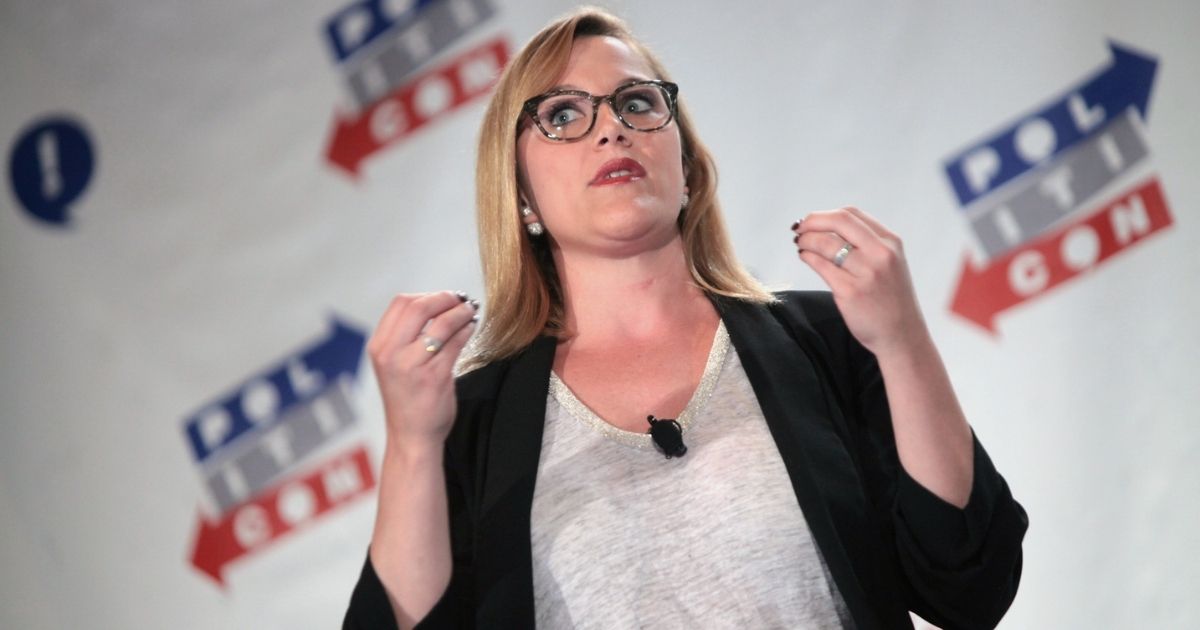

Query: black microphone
[647,415,687,459]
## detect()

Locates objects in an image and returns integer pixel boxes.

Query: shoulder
[769,290,842,327]
[712,289,846,342]
[763,291,873,384]
[454,357,510,401]
[444,337,555,465]
[450,335,556,414]
[769,290,853,340]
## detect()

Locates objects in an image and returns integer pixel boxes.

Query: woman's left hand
[792,206,929,357]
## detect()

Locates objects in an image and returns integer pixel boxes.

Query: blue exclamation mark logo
[8,116,96,227]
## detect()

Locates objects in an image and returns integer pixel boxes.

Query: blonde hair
[464,6,773,370]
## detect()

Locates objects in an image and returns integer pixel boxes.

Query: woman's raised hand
[792,207,929,357]
[366,291,479,452]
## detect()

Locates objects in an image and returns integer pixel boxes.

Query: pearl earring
[521,206,544,236]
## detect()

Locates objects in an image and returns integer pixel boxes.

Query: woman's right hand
[366,291,479,453]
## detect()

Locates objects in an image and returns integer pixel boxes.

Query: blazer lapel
[715,296,890,629]
[474,335,556,627]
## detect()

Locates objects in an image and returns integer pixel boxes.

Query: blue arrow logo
[303,317,367,386]
[183,317,367,464]
[944,40,1157,208]
[1080,41,1157,124]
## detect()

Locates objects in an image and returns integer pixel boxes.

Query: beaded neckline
[548,321,730,450]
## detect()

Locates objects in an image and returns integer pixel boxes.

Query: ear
[516,179,533,208]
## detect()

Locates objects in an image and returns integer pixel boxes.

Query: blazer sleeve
[779,291,1028,630]
[343,552,472,629]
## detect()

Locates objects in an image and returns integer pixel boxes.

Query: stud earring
[680,191,690,210]
[521,206,544,236]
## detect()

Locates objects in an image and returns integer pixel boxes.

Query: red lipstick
[590,157,647,186]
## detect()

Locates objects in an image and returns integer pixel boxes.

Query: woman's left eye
[621,97,652,113]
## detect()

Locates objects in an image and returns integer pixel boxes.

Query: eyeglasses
[522,80,679,142]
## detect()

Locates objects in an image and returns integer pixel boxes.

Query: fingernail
[468,299,480,311]
[792,234,799,244]
[790,221,800,231]
[470,314,480,323]
[455,291,469,302]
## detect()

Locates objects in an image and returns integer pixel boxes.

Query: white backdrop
[3,1,1198,628]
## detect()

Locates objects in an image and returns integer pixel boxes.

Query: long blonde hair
[464,7,772,371]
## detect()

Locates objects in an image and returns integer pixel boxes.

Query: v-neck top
[530,321,853,628]
[546,320,731,450]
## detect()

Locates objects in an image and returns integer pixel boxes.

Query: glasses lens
[614,84,671,130]
[535,94,593,140]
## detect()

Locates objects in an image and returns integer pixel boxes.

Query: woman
[346,7,1026,630]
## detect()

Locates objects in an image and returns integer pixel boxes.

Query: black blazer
[346,291,1028,630]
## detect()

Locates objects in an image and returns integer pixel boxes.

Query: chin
[598,217,679,251]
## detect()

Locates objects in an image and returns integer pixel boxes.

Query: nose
[593,100,631,147]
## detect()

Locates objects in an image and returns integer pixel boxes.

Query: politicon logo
[943,42,1171,333]
[183,318,373,587]
[320,0,509,177]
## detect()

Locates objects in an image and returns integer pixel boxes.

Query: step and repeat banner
[3,1,1198,628]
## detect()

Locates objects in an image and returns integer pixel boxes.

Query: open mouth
[591,157,647,186]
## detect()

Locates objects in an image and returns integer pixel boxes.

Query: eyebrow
[548,76,651,93]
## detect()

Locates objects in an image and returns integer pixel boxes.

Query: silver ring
[422,335,444,354]
[833,242,854,268]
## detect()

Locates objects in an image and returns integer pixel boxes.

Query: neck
[552,235,715,343]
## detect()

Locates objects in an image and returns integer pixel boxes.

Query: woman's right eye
[546,105,583,127]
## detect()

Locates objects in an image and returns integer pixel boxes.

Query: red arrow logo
[189,444,376,587]
[324,36,509,177]
[951,177,1172,334]
[190,510,239,586]
[326,110,376,178]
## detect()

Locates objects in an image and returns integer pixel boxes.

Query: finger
[392,291,471,344]
[798,249,854,294]
[403,299,479,366]
[427,312,478,372]
[370,293,422,354]
[840,205,899,241]
[420,300,479,354]
[797,208,882,257]
[796,231,862,276]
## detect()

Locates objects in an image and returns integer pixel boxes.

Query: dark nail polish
[468,299,480,311]
[793,234,799,244]
[791,221,800,231]
[455,291,469,302]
